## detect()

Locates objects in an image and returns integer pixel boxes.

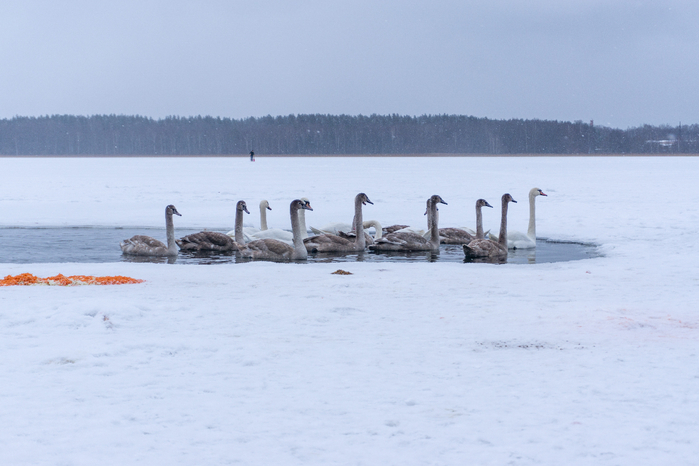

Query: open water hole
[0,227,600,265]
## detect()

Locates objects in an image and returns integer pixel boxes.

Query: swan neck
[363,220,382,239]
[290,204,308,259]
[429,200,440,248]
[260,204,268,231]
[354,195,365,249]
[498,198,510,246]
[235,208,244,243]
[527,192,537,239]
[165,211,177,253]
[297,208,308,239]
[475,205,484,239]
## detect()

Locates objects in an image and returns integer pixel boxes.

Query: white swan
[121,204,182,256]
[370,195,446,252]
[242,200,272,238]
[310,219,383,241]
[224,200,251,244]
[245,197,312,245]
[238,199,312,261]
[489,187,547,249]
[304,193,374,253]
[464,194,516,258]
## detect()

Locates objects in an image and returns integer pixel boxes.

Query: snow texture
[1,156,698,465]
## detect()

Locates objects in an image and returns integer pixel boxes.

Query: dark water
[0,227,600,265]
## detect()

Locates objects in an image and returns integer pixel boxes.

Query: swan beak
[511,199,518,203]
[304,202,314,211]
[364,199,374,205]
[485,202,493,208]
[174,211,182,216]
[539,190,548,196]
[440,199,448,205]
[243,206,250,214]
[267,206,272,210]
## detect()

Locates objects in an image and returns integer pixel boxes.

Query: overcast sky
[1,0,697,128]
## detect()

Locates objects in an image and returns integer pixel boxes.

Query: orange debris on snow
[0,273,144,286]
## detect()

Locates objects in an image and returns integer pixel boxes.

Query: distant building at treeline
[0,114,696,155]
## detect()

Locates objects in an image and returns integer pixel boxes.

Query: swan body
[239,199,312,261]
[489,188,547,249]
[304,193,374,253]
[224,200,251,244]
[464,194,515,258]
[310,222,352,236]
[177,231,238,252]
[310,220,383,240]
[249,228,294,245]
[438,227,474,244]
[382,224,410,235]
[121,205,182,256]
[370,195,446,252]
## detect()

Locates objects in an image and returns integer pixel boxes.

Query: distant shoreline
[1,153,695,158]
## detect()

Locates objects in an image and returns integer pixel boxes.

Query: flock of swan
[120,188,547,261]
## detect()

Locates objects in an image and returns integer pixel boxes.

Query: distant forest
[0,114,696,155]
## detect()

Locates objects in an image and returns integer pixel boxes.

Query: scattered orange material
[0,273,144,287]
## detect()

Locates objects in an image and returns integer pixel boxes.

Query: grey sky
[1,0,697,128]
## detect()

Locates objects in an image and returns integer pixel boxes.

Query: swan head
[237,200,250,215]
[502,193,517,204]
[530,187,547,197]
[166,205,182,216]
[291,199,313,211]
[430,195,447,206]
[476,199,493,209]
[356,193,373,206]
[300,198,312,210]
[261,200,272,210]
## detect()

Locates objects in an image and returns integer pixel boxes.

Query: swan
[304,193,374,253]
[370,195,446,252]
[224,200,251,244]
[489,187,547,249]
[242,200,272,237]
[248,199,295,244]
[238,199,313,261]
[463,194,516,258]
[439,199,493,244]
[120,204,182,256]
[246,197,313,245]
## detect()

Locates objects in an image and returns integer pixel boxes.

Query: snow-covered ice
[1,156,698,465]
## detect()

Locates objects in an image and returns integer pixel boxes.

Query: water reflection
[0,227,600,265]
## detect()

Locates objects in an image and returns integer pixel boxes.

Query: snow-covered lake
[1,156,698,465]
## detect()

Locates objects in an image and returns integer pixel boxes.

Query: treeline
[0,114,696,155]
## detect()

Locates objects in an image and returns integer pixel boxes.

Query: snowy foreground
[1,156,698,465]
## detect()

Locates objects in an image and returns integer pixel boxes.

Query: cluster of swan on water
[120,188,547,261]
